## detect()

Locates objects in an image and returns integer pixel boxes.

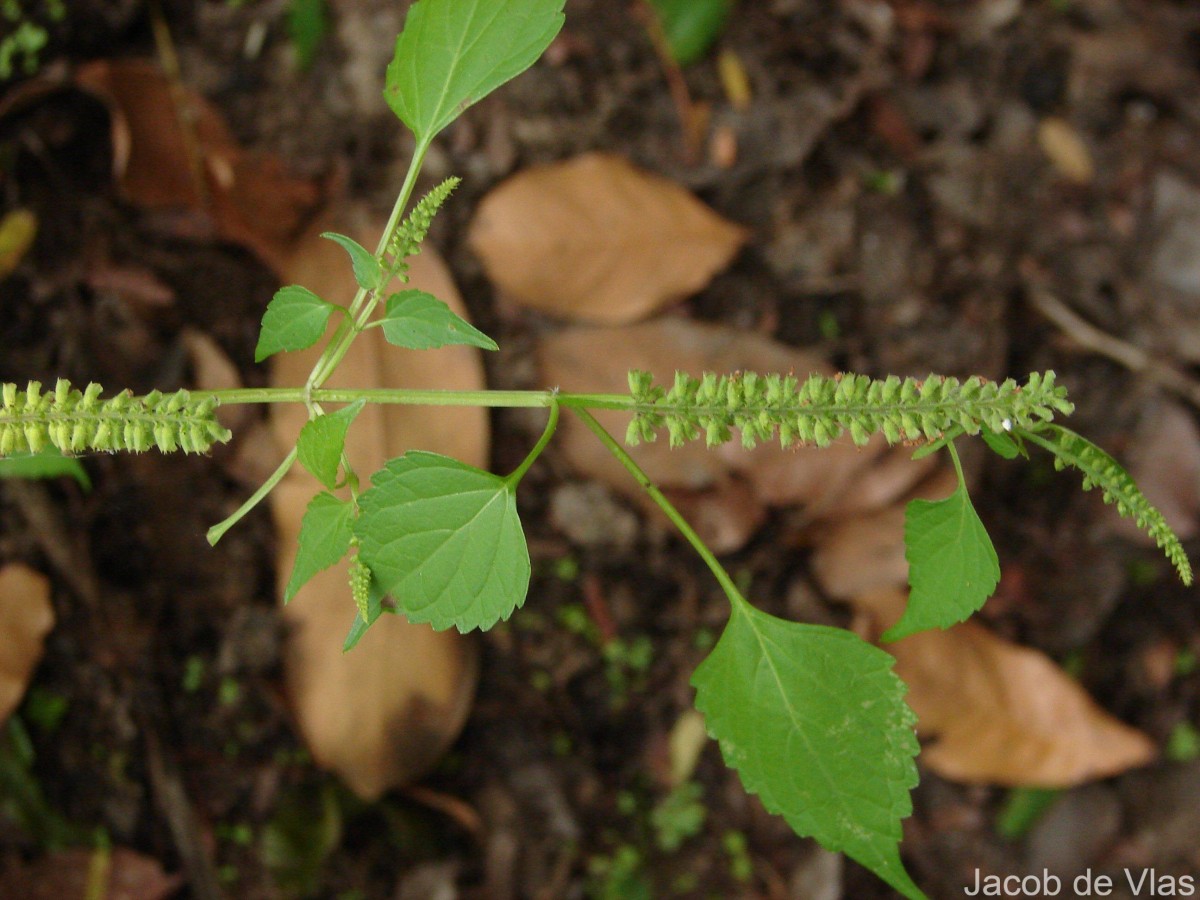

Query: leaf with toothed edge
[692,599,926,900]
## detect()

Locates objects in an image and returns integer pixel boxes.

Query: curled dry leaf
[268,209,484,799]
[851,586,1156,787]
[468,153,748,324]
[74,60,329,273]
[537,318,932,551]
[0,563,55,724]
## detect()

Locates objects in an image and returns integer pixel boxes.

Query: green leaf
[384,0,566,142]
[647,0,732,66]
[0,449,90,489]
[284,493,355,603]
[354,451,529,632]
[885,481,1000,642]
[380,290,498,351]
[321,232,383,292]
[981,427,1022,460]
[692,601,925,900]
[287,0,329,70]
[343,572,386,652]
[255,285,340,362]
[296,400,366,490]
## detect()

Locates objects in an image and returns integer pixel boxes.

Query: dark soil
[2,1,1199,899]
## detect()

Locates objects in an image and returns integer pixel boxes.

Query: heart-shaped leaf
[380,290,497,351]
[256,285,340,362]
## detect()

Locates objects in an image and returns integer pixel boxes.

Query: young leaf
[256,286,340,362]
[647,0,732,66]
[354,451,529,632]
[886,482,1000,642]
[296,400,366,490]
[692,602,925,900]
[982,427,1022,460]
[384,0,566,143]
[284,493,355,603]
[321,232,383,292]
[379,290,498,351]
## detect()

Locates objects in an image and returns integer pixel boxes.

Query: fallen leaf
[1108,398,1200,545]
[811,468,956,599]
[268,207,483,799]
[181,327,248,431]
[75,60,329,273]
[852,587,1156,787]
[537,319,932,551]
[1037,116,1094,185]
[468,153,748,324]
[0,846,181,900]
[0,564,55,724]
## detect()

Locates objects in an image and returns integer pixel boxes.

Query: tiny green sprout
[2,1,1190,897]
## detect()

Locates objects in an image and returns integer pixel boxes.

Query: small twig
[143,725,226,900]
[631,0,704,163]
[1027,287,1200,410]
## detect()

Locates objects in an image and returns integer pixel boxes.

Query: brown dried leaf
[268,208,484,799]
[537,319,932,551]
[0,847,181,900]
[1109,399,1200,545]
[852,588,1156,787]
[0,563,55,724]
[74,60,328,274]
[1037,117,1094,185]
[811,468,956,599]
[468,153,748,324]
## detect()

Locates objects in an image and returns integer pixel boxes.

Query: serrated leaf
[647,0,732,66]
[885,482,1000,642]
[0,450,90,489]
[343,573,386,653]
[284,493,355,604]
[255,285,340,362]
[383,0,566,142]
[380,290,498,351]
[692,601,925,900]
[321,232,383,292]
[296,400,366,490]
[354,451,529,632]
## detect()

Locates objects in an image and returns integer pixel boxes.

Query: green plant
[0,0,63,80]
[0,0,1191,896]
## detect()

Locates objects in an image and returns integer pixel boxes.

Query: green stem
[570,407,747,611]
[190,387,634,410]
[206,446,297,546]
[946,439,966,488]
[506,396,560,486]
[307,138,432,392]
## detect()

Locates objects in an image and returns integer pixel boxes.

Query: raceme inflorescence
[0,1,1191,897]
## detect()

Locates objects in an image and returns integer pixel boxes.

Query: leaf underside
[354,451,529,632]
[692,602,926,900]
